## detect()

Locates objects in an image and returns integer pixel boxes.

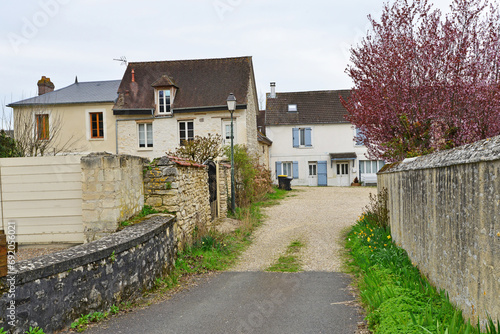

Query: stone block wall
[144,156,212,249]
[0,216,176,334]
[378,136,500,328]
[81,153,149,242]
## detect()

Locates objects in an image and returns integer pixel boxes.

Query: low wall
[82,153,149,242]
[378,136,500,327]
[144,156,212,249]
[0,216,176,333]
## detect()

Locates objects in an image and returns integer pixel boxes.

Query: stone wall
[378,136,500,327]
[0,216,176,334]
[81,153,148,242]
[144,156,212,249]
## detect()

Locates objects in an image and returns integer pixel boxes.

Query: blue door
[318,161,327,186]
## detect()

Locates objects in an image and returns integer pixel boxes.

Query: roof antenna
[113,56,128,66]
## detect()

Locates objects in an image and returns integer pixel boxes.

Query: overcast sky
[1,0,453,110]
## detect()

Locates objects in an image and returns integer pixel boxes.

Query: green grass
[266,239,305,272]
[345,214,499,334]
[117,205,172,231]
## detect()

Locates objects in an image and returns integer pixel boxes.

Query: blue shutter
[305,128,312,147]
[292,128,299,147]
[293,161,299,179]
[275,161,282,179]
[318,161,328,186]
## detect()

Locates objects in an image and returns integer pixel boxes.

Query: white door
[308,162,318,186]
[336,162,350,186]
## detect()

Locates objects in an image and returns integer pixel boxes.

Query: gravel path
[231,186,373,272]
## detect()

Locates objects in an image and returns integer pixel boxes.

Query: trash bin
[278,175,292,191]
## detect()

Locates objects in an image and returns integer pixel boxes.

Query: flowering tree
[342,0,500,162]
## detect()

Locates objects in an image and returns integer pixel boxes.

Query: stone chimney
[270,82,276,98]
[37,76,55,95]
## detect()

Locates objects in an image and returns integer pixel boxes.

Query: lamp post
[226,93,236,214]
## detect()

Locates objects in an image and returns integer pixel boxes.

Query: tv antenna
[113,56,128,66]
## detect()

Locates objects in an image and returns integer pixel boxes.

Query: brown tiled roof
[265,90,351,125]
[114,57,252,111]
[257,131,272,146]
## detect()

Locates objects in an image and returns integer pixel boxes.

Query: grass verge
[266,240,305,272]
[345,214,499,333]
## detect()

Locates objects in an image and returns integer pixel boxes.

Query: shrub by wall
[378,136,500,328]
[0,216,176,333]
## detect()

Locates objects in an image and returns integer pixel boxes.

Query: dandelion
[384,244,387,247]
[497,232,500,237]
[387,235,391,239]
[367,237,371,242]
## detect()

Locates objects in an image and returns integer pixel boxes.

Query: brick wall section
[81,153,149,243]
[144,156,213,249]
[378,135,500,328]
[0,216,176,334]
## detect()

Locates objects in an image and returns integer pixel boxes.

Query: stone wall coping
[10,215,175,285]
[379,135,500,174]
[157,155,207,168]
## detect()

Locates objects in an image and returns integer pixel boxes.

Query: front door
[336,162,350,186]
[308,162,317,186]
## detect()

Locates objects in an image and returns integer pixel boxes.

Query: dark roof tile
[265,90,351,126]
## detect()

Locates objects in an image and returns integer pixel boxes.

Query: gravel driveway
[231,186,373,272]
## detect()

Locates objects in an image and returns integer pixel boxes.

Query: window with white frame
[354,127,366,146]
[293,127,312,147]
[282,162,293,177]
[179,120,194,145]
[359,160,385,174]
[222,120,236,145]
[157,89,171,114]
[138,123,153,148]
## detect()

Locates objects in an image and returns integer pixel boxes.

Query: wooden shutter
[305,128,312,147]
[275,161,282,179]
[292,128,299,147]
[318,161,328,186]
[293,161,299,179]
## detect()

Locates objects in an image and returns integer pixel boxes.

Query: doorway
[308,162,317,186]
[336,162,350,186]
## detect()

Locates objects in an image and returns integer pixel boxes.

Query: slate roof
[265,90,351,126]
[8,80,121,107]
[113,57,253,111]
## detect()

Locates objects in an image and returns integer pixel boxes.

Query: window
[158,89,171,114]
[90,112,104,139]
[275,161,298,179]
[282,162,293,177]
[288,104,297,112]
[309,163,317,176]
[359,160,385,173]
[293,127,312,147]
[36,114,49,140]
[138,123,153,148]
[179,120,194,145]
[223,120,236,145]
[337,163,349,175]
[355,127,366,146]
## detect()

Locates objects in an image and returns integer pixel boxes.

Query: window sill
[138,148,154,151]
[89,138,105,141]
[294,146,313,149]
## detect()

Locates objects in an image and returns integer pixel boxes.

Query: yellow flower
[497,232,500,237]
[367,237,371,242]
[384,244,387,247]
[387,235,391,239]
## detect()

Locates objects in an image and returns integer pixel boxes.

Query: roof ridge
[271,89,351,94]
[128,56,251,65]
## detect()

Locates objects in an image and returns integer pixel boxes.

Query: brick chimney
[37,76,55,95]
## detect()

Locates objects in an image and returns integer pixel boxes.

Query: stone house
[264,83,384,186]
[113,56,263,161]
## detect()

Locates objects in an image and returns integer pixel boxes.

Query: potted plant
[351,177,361,186]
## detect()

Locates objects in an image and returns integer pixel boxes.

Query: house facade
[265,86,384,186]
[113,57,260,160]
[8,77,120,155]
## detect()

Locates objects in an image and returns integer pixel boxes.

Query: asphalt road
[84,271,362,334]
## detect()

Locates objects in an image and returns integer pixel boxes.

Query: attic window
[158,89,171,114]
[288,104,298,112]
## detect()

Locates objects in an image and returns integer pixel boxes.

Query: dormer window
[158,89,171,114]
[288,104,297,112]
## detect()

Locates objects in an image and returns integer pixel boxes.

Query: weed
[165,181,172,190]
[0,328,6,334]
[266,239,305,272]
[24,327,45,334]
[110,304,119,315]
[120,221,131,227]
[345,191,499,333]
[109,251,116,263]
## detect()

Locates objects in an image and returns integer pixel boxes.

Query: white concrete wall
[267,123,369,186]
[117,110,250,160]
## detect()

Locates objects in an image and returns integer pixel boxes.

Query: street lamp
[226,93,236,214]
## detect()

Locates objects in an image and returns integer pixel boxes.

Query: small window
[138,123,153,148]
[282,162,293,177]
[288,104,297,112]
[355,127,366,146]
[158,89,171,114]
[89,112,104,139]
[179,120,194,145]
[36,114,49,140]
[223,120,236,145]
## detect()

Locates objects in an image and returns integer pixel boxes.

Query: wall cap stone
[8,216,175,285]
[379,135,500,174]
